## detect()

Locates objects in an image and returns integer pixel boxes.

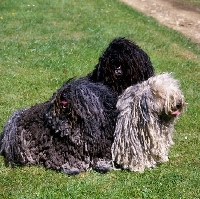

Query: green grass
[172,0,200,6]
[0,0,200,198]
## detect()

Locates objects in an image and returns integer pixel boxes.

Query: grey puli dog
[112,73,186,172]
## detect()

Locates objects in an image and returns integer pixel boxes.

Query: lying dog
[0,78,118,174]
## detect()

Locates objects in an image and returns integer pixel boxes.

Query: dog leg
[61,162,81,175]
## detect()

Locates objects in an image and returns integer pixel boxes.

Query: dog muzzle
[115,66,123,76]
[171,110,181,117]
[60,100,68,108]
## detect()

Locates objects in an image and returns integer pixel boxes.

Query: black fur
[0,78,117,174]
[88,37,155,95]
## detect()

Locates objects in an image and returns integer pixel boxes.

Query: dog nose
[115,66,122,76]
[176,102,182,109]
[62,93,67,98]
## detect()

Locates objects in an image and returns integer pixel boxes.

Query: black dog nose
[115,67,122,76]
[61,92,67,99]
[176,102,182,109]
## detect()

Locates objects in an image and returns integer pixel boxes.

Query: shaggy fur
[88,37,155,95]
[0,78,118,174]
[0,37,155,175]
[111,73,186,172]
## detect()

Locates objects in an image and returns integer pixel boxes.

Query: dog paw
[93,159,112,173]
[61,163,81,175]
[62,167,81,175]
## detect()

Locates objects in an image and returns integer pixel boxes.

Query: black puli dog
[0,78,118,174]
[88,37,155,95]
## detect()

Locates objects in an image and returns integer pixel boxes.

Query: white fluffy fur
[111,73,186,172]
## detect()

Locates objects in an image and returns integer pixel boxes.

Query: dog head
[88,37,155,95]
[116,73,186,125]
[51,82,73,117]
[46,78,118,137]
[149,73,186,121]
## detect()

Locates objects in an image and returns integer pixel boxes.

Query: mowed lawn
[0,0,200,198]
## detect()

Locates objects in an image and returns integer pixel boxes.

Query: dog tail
[0,109,24,166]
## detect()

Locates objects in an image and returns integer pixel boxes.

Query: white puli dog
[112,73,186,172]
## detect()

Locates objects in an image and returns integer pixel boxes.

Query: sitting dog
[88,37,155,95]
[111,73,186,172]
[0,78,118,174]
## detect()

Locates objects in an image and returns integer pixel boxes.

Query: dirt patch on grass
[120,0,200,43]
